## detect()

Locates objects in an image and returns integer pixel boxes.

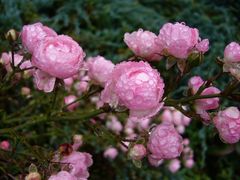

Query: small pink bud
[25,172,41,180]
[0,140,10,150]
[129,144,146,160]
[184,159,194,168]
[64,95,79,111]
[104,147,118,160]
[147,155,163,167]
[168,159,181,173]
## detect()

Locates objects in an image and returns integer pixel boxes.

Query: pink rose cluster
[21,22,86,92]
[124,22,209,61]
[213,107,240,144]
[223,42,240,80]
[161,107,191,134]
[49,136,93,180]
[188,76,220,123]
[101,61,165,121]
[147,123,183,163]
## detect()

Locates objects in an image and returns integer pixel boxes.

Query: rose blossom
[33,69,56,93]
[64,95,79,111]
[223,42,240,80]
[106,115,123,134]
[129,144,147,160]
[188,76,220,122]
[168,159,181,173]
[147,123,183,160]
[86,56,115,86]
[48,171,77,180]
[147,155,164,167]
[104,147,118,160]
[101,61,164,120]
[60,151,93,179]
[32,35,85,79]
[0,140,10,150]
[21,22,57,53]
[196,39,209,53]
[1,52,24,72]
[157,22,199,59]
[184,159,195,169]
[213,107,240,144]
[124,29,162,61]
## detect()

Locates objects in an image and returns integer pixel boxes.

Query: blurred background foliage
[0,0,240,179]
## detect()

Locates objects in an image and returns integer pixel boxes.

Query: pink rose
[60,151,93,179]
[33,69,56,93]
[213,107,240,144]
[184,159,194,169]
[0,140,10,150]
[32,35,85,79]
[168,159,181,173]
[188,76,220,122]
[101,61,165,120]
[129,144,147,160]
[188,76,204,94]
[48,171,77,180]
[106,115,123,134]
[104,147,118,160]
[124,29,162,61]
[64,95,79,111]
[1,52,24,72]
[157,22,199,59]
[86,56,115,86]
[147,123,183,160]
[196,39,209,53]
[147,155,164,167]
[21,22,57,53]
[223,42,240,80]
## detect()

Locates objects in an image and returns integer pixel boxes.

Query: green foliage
[0,0,240,179]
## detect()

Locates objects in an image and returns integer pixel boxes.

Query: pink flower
[195,87,220,121]
[74,81,89,95]
[101,61,165,120]
[129,144,146,160]
[188,76,220,122]
[157,22,199,59]
[72,135,83,151]
[213,107,240,144]
[86,56,115,86]
[147,123,183,160]
[224,42,240,63]
[223,42,240,80]
[25,172,41,180]
[64,77,74,87]
[196,39,209,53]
[168,159,181,173]
[184,159,194,168]
[106,115,123,134]
[188,76,204,94]
[48,171,77,180]
[104,147,118,160]
[20,60,34,77]
[0,140,10,150]
[147,155,164,167]
[60,151,93,179]
[64,95,79,111]
[21,87,31,96]
[21,22,57,53]
[1,52,24,72]
[33,69,56,93]
[32,35,85,79]
[124,29,162,61]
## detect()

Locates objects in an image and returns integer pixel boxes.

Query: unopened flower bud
[25,172,41,180]
[72,134,83,151]
[5,29,18,41]
[129,144,146,160]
